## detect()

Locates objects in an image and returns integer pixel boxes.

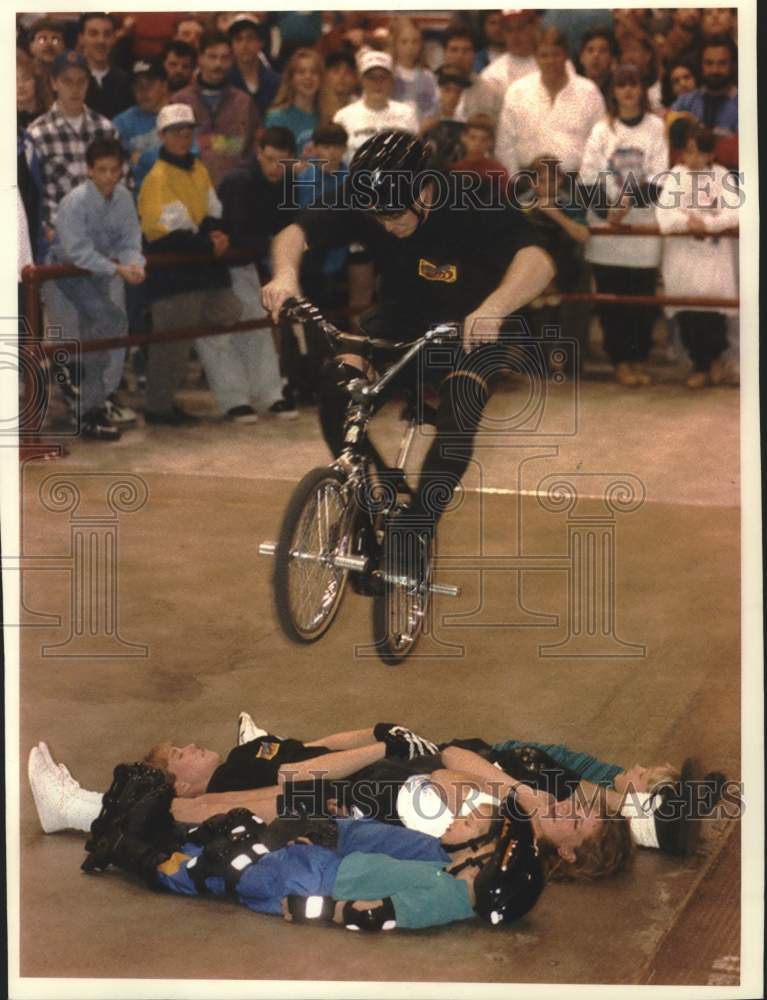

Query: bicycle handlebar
[279,297,462,354]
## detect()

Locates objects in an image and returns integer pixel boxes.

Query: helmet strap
[446,828,497,855]
[448,848,495,877]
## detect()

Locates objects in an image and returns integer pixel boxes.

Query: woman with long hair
[617,30,662,113]
[580,63,668,387]
[659,58,699,110]
[266,47,325,153]
[389,16,438,121]
[17,47,52,126]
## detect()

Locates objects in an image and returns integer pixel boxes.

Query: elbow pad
[342,897,397,932]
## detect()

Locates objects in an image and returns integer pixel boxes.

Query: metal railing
[18,224,740,457]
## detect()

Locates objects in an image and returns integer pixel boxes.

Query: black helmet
[473,793,545,926]
[349,130,431,215]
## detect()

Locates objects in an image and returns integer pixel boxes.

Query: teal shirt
[333,852,474,930]
[265,106,318,154]
[493,740,623,787]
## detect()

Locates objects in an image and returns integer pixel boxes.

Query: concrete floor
[14,360,749,995]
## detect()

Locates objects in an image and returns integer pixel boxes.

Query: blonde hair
[143,741,173,777]
[17,47,53,114]
[539,803,634,882]
[269,48,325,115]
[646,763,681,794]
[389,16,426,68]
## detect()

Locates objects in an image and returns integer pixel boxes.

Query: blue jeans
[48,273,127,414]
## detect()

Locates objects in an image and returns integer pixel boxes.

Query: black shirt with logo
[297,176,547,341]
[206,737,332,793]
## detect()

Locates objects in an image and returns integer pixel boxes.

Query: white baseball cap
[357,50,393,77]
[156,103,196,132]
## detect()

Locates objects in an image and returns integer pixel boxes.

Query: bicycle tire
[371,528,433,666]
[273,466,357,643]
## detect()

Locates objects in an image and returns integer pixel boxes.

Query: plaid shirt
[26,103,118,231]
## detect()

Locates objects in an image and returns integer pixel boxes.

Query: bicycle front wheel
[273,466,357,643]
[371,529,433,666]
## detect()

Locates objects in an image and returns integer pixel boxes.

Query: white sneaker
[237,712,268,746]
[37,743,73,782]
[28,746,102,833]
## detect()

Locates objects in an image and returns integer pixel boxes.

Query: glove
[82,762,180,882]
[374,723,439,760]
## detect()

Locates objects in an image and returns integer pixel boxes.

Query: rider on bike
[262,130,556,548]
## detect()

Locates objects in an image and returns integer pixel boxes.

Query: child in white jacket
[656,125,739,388]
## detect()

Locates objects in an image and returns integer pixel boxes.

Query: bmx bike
[259,298,462,665]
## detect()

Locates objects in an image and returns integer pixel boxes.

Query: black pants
[676,310,728,372]
[591,265,658,364]
[318,309,493,525]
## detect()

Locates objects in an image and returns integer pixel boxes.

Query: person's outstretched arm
[463,245,556,350]
[261,223,307,320]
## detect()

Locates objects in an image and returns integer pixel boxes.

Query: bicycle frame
[259,299,463,626]
[282,296,459,489]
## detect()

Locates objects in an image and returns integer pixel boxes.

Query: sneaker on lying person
[27,746,103,833]
[237,711,269,745]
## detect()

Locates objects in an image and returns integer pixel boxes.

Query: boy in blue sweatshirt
[113,59,169,195]
[52,136,145,440]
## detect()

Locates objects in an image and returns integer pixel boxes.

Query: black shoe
[226,405,259,424]
[268,398,299,420]
[81,408,121,441]
[104,393,138,427]
[144,405,200,426]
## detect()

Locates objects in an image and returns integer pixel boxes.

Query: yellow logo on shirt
[418,258,458,283]
[256,740,280,760]
[157,851,192,875]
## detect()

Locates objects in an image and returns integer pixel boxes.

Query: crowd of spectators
[16,9,741,440]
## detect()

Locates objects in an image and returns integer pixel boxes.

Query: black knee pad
[342,897,397,932]
[436,370,490,436]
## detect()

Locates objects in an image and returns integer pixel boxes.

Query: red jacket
[173,81,259,188]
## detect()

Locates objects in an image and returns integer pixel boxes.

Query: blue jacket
[52,179,144,275]
[114,106,161,160]
[672,88,738,134]
[155,818,458,922]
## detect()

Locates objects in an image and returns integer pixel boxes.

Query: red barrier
[18,233,740,460]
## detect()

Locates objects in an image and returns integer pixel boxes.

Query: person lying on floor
[30,714,724,867]
[29,721,634,881]
[29,721,439,833]
[79,762,545,931]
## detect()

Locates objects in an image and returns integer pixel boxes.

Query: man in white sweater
[334,50,418,160]
[496,26,605,178]
[479,9,539,97]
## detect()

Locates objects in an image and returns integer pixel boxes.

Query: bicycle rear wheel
[371,527,433,665]
[273,466,357,643]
